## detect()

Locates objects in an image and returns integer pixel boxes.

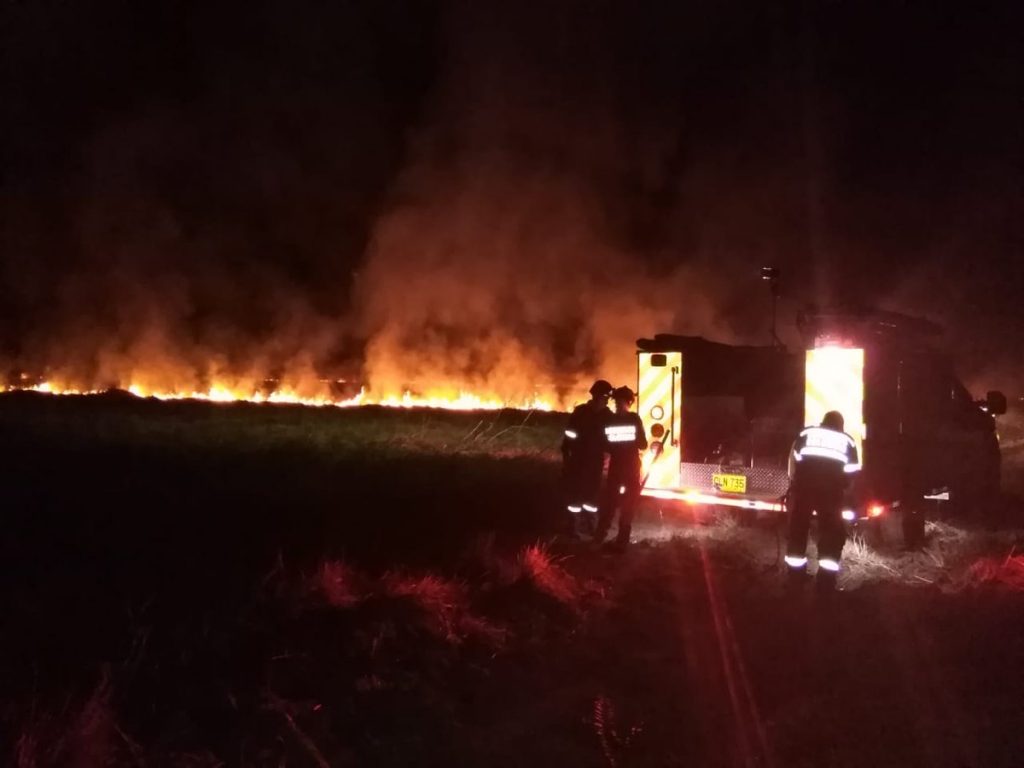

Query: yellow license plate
[713,473,747,494]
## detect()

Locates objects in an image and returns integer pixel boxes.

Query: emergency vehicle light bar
[642,488,785,512]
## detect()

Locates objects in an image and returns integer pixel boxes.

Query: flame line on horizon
[0,382,561,413]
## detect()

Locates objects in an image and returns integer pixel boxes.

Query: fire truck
[637,308,1006,541]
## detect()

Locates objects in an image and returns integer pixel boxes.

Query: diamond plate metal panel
[678,462,790,500]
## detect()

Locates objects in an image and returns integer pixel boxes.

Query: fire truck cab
[637,309,1005,537]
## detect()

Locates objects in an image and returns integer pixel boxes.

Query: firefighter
[785,410,861,591]
[594,386,648,551]
[562,379,613,537]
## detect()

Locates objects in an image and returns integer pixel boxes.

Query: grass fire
[4,1,1023,766]
[1,378,559,412]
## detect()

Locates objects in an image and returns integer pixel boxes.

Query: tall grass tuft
[312,559,365,608]
[842,532,899,580]
[962,550,1024,591]
[15,671,124,768]
[517,543,579,604]
[383,572,505,645]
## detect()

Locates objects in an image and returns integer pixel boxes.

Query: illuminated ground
[2,393,1022,766]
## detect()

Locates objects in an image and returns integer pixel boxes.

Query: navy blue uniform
[595,412,648,545]
[562,400,611,517]
[786,425,860,574]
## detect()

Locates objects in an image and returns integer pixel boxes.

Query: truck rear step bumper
[642,487,785,512]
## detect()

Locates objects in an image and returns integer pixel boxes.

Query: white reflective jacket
[788,425,860,480]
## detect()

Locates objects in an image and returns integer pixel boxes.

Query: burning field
[4,1,1023,765]
[2,0,754,415]
[3,392,1024,767]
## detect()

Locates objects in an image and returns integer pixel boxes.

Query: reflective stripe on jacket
[788,425,860,485]
[562,401,611,459]
[604,412,648,479]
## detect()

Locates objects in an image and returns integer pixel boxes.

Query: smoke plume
[2,1,1020,407]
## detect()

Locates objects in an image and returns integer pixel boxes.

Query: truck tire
[947,440,1000,520]
[901,506,926,550]
[861,517,887,550]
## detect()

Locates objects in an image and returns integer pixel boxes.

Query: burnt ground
[1,392,1023,767]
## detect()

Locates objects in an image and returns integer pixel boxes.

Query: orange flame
[1,380,559,412]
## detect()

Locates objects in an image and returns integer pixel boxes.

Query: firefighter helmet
[612,385,636,405]
[589,379,613,398]
[821,410,845,432]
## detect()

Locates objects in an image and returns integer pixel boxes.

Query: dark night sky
[2,0,1022,393]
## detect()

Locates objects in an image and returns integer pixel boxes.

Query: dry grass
[14,672,126,768]
[381,571,471,641]
[840,533,902,584]
[959,549,1024,591]
[311,559,365,608]
[304,557,511,646]
[297,541,591,676]
[309,565,509,651]
[839,520,1024,590]
[630,507,745,548]
[461,536,582,605]
[517,543,580,604]
[631,507,1024,593]
[12,672,225,768]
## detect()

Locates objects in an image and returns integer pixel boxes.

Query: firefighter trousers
[787,489,846,568]
[563,454,604,515]
[596,475,640,544]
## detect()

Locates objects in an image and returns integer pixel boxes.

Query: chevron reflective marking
[637,351,682,490]
[805,346,866,463]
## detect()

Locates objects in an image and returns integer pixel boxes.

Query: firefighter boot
[592,507,614,546]
[785,564,809,593]
[571,512,595,540]
[815,568,839,595]
[612,522,632,550]
[580,510,598,539]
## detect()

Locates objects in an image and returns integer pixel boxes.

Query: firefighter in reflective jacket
[562,379,613,536]
[786,410,861,589]
[595,386,648,550]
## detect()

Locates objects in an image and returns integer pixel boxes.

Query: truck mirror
[986,391,1007,416]
[650,354,667,367]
